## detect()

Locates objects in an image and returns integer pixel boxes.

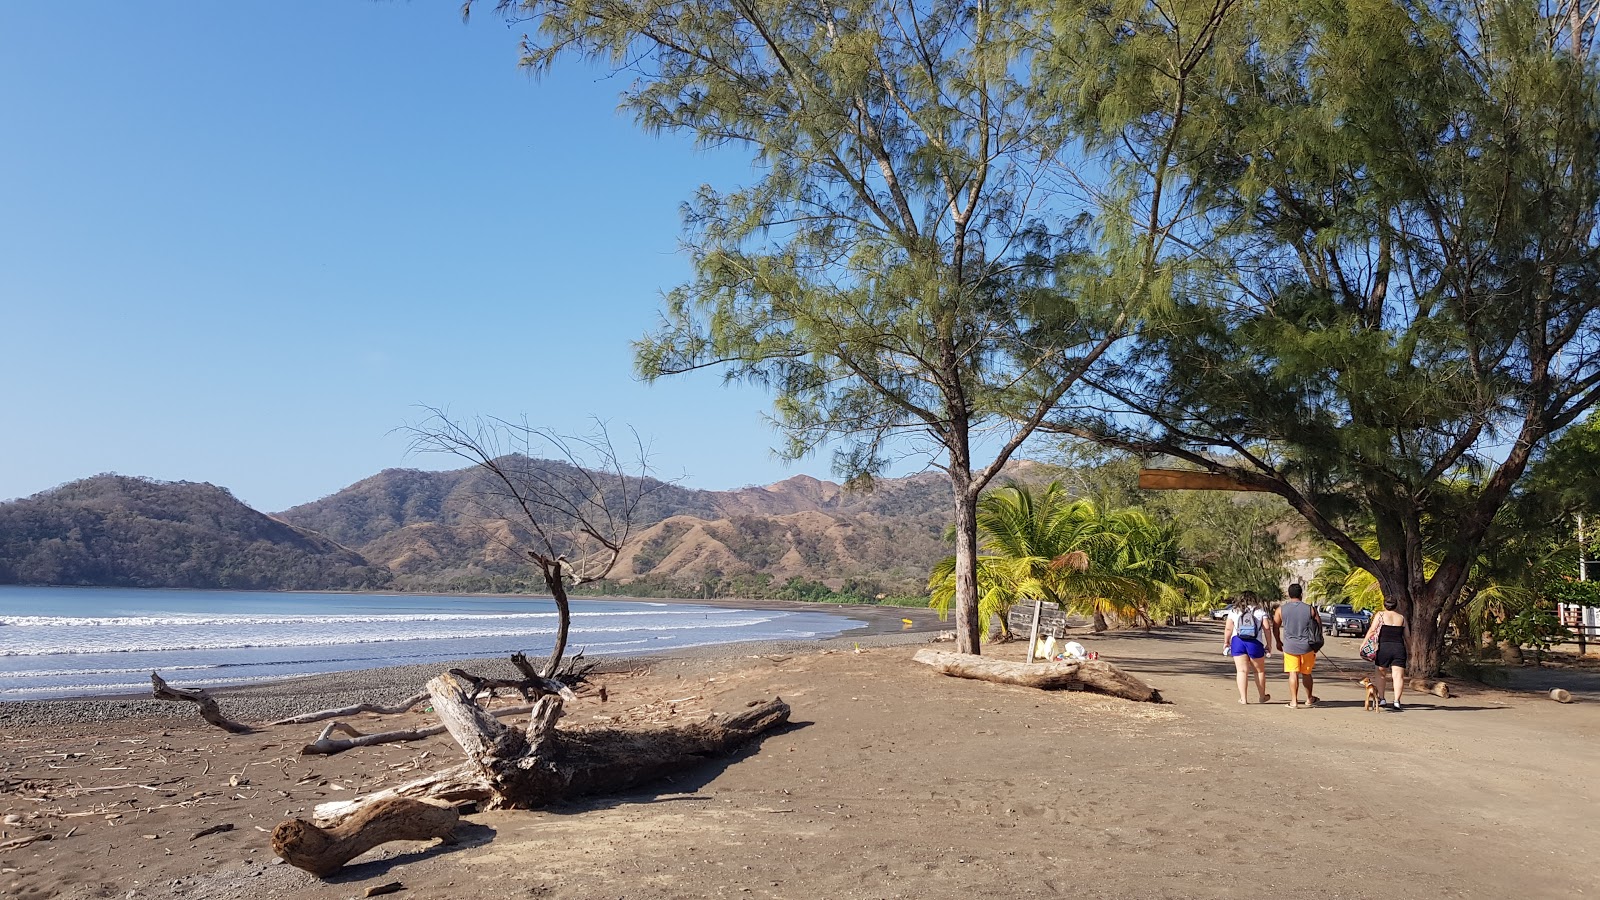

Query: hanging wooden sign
[1137,468,1273,493]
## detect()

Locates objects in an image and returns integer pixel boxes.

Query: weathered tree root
[150,672,253,733]
[912,649,1162,702]
[271,797,459,876]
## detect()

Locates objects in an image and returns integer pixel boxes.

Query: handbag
[1360,616,1380,662]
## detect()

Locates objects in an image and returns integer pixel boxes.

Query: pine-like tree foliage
[1046,0,1600,673]
[467,0,1186,652]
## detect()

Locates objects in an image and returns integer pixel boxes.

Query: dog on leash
[1360,677,1380,711]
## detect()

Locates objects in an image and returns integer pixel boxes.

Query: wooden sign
[1137,468,1273,493]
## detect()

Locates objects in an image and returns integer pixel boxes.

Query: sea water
[0,586,859,700]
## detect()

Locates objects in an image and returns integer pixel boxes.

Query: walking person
[1366,599,1408,710]
[1274,583,1323,708]
[1224,591,1272,704]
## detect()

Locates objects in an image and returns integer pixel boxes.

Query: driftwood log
[272,797,458,877]
[1550,688,1574,703]
[307,674,790,831]
[912,649,1161,702]
[151,672,253,733]
[299,703,537,756]
[270,692,430,726]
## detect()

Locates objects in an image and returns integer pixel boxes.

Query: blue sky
[0,2,904,511]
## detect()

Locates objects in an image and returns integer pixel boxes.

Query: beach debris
[268,692,430,727]
[271,797,458,877]
[190,823,234,841]
[911,649,1162,702]
[0,833,52,851]
[365,882,406,897]
[1550,688,1574,703]
[149,672,253,734]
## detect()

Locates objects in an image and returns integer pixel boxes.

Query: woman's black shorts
[1375,643,1408,669]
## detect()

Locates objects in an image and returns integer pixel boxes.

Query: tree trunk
[1092,610,1109,633]
[540,564,570,678]
[951,474,983,656]
[912,649,1161,701]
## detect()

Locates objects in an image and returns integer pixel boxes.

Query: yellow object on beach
[901,618,914,627]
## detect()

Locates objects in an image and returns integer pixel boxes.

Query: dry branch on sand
[298,704,537,756]
[150,672,254,734]
[912,649,1162,702]
[269,693,430,726]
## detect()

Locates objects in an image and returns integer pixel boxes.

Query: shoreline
[0,599,947,727]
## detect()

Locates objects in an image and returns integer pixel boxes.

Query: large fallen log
[912,649,1161,702]
[425,671,792,809]
[151,672,253,733]
[310,679,789,829]
[272,797,458,876]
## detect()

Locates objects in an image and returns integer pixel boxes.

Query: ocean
[0,586,860,701]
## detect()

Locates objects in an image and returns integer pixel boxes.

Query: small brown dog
[1360,677,1380,711]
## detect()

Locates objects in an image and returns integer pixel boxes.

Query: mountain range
[0,460,1022,596]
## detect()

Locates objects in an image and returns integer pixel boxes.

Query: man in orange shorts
[1275,583,1323,708]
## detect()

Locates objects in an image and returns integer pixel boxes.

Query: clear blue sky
[0,2,896,511]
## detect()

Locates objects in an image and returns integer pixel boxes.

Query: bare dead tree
[403,409,658,677]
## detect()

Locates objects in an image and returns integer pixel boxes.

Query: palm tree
[930,482,1212,635]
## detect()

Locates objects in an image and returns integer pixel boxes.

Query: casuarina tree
[464,0,1209,653]
[1045,0,1600,674]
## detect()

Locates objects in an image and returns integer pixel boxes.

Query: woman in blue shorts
[1224,591,1272,704]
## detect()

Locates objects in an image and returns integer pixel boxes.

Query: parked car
[1210,607,1233,621]
[1322,604,1371,637]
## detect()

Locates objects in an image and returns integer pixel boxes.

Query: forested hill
[0,475,389,590]
[275,459,979,595]
[0,462,1066,595]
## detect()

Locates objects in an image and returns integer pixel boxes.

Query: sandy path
[3,625,1596,899]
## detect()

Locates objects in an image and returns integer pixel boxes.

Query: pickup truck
[1321,604,1372,637]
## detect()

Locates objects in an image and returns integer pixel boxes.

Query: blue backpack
[1235,608,1261,640]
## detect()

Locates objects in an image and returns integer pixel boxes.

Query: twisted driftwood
[272,797,458,876]
[150,672,253,733]
[912,649,1161,702]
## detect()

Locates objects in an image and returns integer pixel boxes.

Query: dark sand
[3,622,1597,899]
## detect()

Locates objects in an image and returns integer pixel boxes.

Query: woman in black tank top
[1367,598,1408,710]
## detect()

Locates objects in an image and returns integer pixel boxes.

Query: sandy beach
[3,621,1597,899]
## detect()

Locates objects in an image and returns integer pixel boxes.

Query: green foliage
[1493,608,1571,653]
[1051,447,1293,598]
[928,481,1213,628]
[1546,580,1600,608]
[1048,0,1600,673]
